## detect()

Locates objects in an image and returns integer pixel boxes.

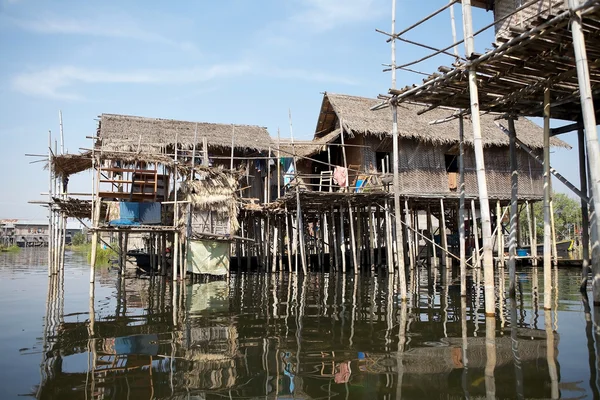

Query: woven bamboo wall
[395,139,543,199]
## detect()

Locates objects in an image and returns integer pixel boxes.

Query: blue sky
[0,0,581,219]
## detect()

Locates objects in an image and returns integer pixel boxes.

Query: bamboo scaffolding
[462,0,495,316]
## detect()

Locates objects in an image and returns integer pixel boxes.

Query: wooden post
[267,145,271,203]
[578,126,590,291]
[89,155,101,284]
[289,110,307,274]
[285,207,293,272]
[550,193,558,267]
[569,0,600,305]
[173,132,180,282]
[440,199,449,267]
[331,206,339,270]
[496,200,503,266]
[348,202,359,274]
[339,203,347,274]
[531,202,538,266]
[369,204,376,270]
[459,115,466,296]
[277,129,281,199]
[230,125,235,170]
[462,0,495,316]
[391,101,407,300]
[428,204,438,268]
[385,200,394,271]
[405,200,415,269]
[508,118,518,297]
[47,130,53,276]
[543,88,552,310]
[471,199,480,268]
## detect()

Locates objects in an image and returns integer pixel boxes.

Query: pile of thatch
[49,152,92,178]
[315,93,569,149]
[179,167,240,233]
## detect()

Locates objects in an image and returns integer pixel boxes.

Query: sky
[0,0,583,220]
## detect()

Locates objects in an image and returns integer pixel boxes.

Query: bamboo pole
[230,125,235,170]
[440,199,449,268]
[339,203,347,274]
[496,201,503,265]
[47,130,53,276]
[579,126,590,291]
[173,132,180,281]
[543,88,552,310]
[277,129,281,199]
[471,200,480,268]
[331,206,339,271]
[369,205,376,270]
[459,115,466,296]
[89,155,101,284]
[348,202,359,274]
[462,0,495,316]
[569,0,600,305]
[289,115,307,275]
[532,202,538,266]
[284,208,292,272]
[428,204,438,269]
[508,118,518,297]
[385,200,394,271]
[392,102,407,299]
[405,200,415,269]
[550,194,558,267]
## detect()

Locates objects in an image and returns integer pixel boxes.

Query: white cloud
[11,64,252,100]
[8,14,197,52]
[290,0,383,32]
[12,62,358,100]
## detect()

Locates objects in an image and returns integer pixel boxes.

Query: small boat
[517,239,574,258]
[127,249,171,275]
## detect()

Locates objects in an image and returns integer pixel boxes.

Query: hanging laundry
[284,163,295,186]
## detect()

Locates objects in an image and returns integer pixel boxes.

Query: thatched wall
[392,139,543,199]
[99,113,272,154]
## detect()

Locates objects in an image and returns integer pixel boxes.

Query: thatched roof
[51,152,92,177]
[278,129,341,159]
[315,93,569,149]
[98,114,272,154]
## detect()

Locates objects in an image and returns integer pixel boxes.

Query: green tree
[71,231,86,246]
[532,192,582,241]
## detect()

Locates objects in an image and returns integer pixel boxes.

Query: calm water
[0,248,598,399]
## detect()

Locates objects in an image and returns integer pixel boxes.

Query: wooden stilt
[549,195,558,267]
[330,206,339,271]
[385,200,394,271]
[459,115,466,296]
[391,101,407,299]
[377,206,382,266]
[578,126,590,291]
[339,203,347,274]
[496,200,503,266]
[471,199,481,268]
[289,111,307,274]
[285,207,293,272]
[440,199,449,267]
[462,0,495,316]
[543,87,552,310]
[508,118,518,297]
[348,202,359,274]
[405,200,415,269]
[569,0,600,305]
[369,204,376,270]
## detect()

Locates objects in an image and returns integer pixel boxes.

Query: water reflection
[2,250,598,398]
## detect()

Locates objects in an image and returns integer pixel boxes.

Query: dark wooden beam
[550,122,582,136]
